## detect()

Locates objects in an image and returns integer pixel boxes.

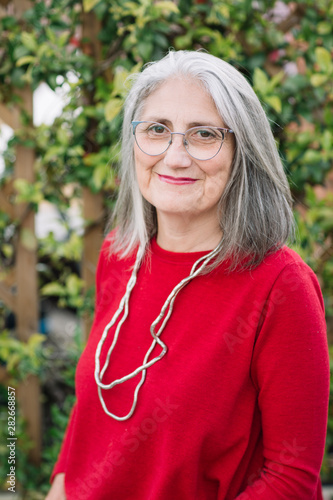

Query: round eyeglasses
[132,121,234,161]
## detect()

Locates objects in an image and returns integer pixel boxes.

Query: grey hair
[110,50,294,270]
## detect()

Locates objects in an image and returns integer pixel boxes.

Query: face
[134,78,235,228]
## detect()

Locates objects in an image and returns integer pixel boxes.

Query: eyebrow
[143,118,224,129]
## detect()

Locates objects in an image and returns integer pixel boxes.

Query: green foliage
[0,0,333,492]
[42,273,85,309]
[0,332,45,380]
[0,0,92,96]
[292,185,333,314]
[0,393,37,494]
[0,333,81,497]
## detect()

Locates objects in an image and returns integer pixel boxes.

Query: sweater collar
[150,236,216,264]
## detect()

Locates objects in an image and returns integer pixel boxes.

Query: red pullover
[52,236,329,499]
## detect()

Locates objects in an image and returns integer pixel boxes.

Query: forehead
[139,77,223,127]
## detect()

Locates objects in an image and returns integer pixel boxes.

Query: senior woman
[46,50,329,500]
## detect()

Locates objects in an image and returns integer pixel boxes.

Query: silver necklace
[94,241,222,421]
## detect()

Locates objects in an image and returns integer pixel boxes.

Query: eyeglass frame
[131,121,234,161]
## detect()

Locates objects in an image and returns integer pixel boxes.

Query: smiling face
[134,77,235,234]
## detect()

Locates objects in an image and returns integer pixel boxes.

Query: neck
[156,213,222,253]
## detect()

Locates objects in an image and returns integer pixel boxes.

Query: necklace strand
[94,242,222,421]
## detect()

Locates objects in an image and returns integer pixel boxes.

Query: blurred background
[0,0,332,497]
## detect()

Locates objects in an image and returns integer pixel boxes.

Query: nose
[163,133,192,168]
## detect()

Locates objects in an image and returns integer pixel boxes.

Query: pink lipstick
[157,174,197,185]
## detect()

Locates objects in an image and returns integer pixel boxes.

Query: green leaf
[13,45,30,61]
[66,274,84,296]
[9,67,25,88]
[83,0,101,11]
[310,73,328,87]
[315,47,332,73]
[20,228,38,251]
[317,22,332,35]
[105,98,123,121]
[268,71,284,92]
[113,67,130,97]
[253,67,269,94]
[16,55,36,67]
[28,333,45,349]
[41,282,66,297]
[7,353,21,372]
[0,60,12,75]
[21,65,33,84]
[14,179,43,204]
[265,95,282,113]
[137,40,153,60]
[21,31,38,52]
[58,32,70,47]
[175,32,193,50]
[2,244,13,258]
[92,163,108,190]
[14,178,29,196]
[321,130,332,151]
[45,26,57,45]
[56,127,70,146]
[154,1,179,15]
[302,150,322,164]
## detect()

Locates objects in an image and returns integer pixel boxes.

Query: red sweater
[52,236,329,499]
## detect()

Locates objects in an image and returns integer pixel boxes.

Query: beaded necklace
[94,241,222,421]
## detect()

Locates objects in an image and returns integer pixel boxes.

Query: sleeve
[50,235,110,483]
[235,262,330,499]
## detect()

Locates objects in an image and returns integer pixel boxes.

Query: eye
[196,129,215,138]
[189,127,221,142]
[147,123,168,136]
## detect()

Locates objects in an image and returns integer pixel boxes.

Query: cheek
[204,179,226,206]
[134,154,156,195]
[134,147,155,173]
[204,163,232,202]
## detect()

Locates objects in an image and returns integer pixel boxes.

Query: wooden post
[0,0,41,464]
[14,87,41,464]
[81,8,105,342]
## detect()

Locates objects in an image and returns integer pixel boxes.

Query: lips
[157,174,198,185]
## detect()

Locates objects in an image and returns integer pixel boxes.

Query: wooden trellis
[0,0,105,463]
[0,83,41,466]
[0,0,40,463]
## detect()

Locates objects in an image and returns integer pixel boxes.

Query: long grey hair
[111,50,294,270]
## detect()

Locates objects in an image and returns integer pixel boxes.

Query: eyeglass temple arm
[132,121,141,134]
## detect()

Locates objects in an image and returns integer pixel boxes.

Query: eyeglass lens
[134,122,225,160]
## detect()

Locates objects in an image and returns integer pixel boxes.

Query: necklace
[94,241,222,421]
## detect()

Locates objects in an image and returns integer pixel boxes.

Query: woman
[47,50,329,499]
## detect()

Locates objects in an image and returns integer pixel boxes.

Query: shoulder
[256,246,324,313]
[95,230,136,285]
[230,246,324,314]
[98,229,136,264]
[260,245,309,272]
[254,246,318,285]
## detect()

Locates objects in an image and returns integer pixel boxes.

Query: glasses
[132,121,234,161]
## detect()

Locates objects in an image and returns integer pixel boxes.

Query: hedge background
[0,0,333,497]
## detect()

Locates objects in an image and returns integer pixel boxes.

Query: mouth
[157,174,198,185]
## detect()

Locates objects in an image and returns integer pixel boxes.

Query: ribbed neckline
[150,237,216,264]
